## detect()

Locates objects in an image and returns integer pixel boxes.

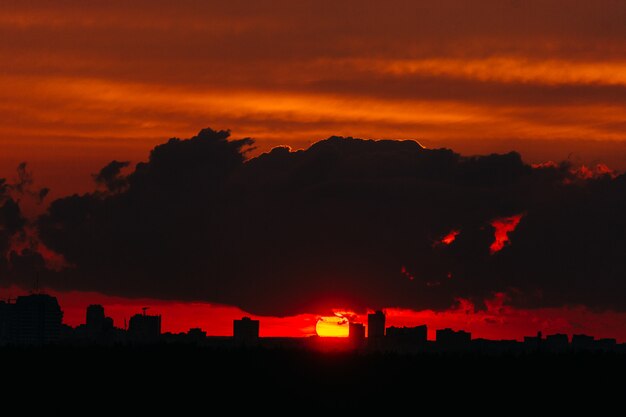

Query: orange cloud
[349,57,626,87]
[2,1,626,203]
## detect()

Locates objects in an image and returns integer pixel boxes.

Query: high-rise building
[85,304,114,338]
[128,310,161,342]
[13,294,63,345]
[367,310,385,338]
[349,322,365,344]
[86,304,105,329]
[233,317,259,345]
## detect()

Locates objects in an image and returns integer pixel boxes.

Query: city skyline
[1,293,624,347]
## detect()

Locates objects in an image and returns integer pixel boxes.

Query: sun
[315,314,350,337]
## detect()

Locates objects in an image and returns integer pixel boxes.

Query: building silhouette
[86,305,114,334]
[128,309,161,342]
[545,334,569,351]
[349,322,365,347]
[3,294,626,353]
[572,334,594,350]
[524,331,543,350]
[187,328,207,343]
[436,328,471,349]
[81,304,115,342]
[596,338,617,351]
[233,317,259,345]
[86,304,105,329]
[0,300,14,344]
[386,325,427,346]
[4,294,64,345]
[367,311,385,338]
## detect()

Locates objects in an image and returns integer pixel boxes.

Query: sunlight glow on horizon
[2,285,626,342]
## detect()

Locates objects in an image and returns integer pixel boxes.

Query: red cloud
[490,214,523,254]
[440,229,460,245]
[8,226,70,271]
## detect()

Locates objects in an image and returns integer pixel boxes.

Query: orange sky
[2,2,626,340]
[1,1,626,198]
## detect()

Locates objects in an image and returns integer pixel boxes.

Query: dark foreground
[3,345,625,409]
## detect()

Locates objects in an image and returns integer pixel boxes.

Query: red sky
[2,1,626,199]
[2,1,626,341]
[2,286,626,341]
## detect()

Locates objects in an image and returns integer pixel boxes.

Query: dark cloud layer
[0,162,53,284]
[8,129,622,316]
[0,188,24,272]
[93,160,130,193]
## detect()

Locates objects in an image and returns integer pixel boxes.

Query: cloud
[22,128,624,316]
[489,214,523,254]
[0,163,64,285]
[2,1,625,316]
[3,0,626,199]
[0,198,24,273]
[93,160,130,193]
[8,162,50,204]
[0,169,28,277]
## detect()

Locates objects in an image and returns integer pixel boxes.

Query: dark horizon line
[2,293,623,348]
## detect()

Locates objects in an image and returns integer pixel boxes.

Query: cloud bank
[1,128,621,316]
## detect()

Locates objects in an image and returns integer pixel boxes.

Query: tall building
[233,317,259,345]
[85,304,114,338]
[128,310,161,342]
[13,294,63,345]
[86,304,105,329]
[349,322,365,345]
[367,310,385,338]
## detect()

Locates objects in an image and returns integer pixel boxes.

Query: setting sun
[315,314,350,337]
